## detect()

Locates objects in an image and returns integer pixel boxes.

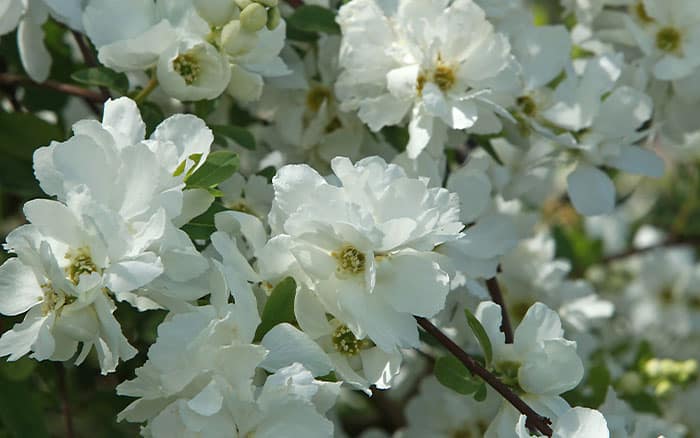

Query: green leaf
[287,5,340,35]
[71,66,129,94]
[464,308,493,367]
[254,277,297,342]
[473,383,488,401]
[381,126,409,152]
[621,391,662,416]
[258,166,276,183]
[470,135,504,166]
[0,357,36,382]
[185,151,240,189]
[181,202,227,241]
[211,125,256,150]
[193,99,219,118]
[0,376,49,438]
[434,355,481,395]
[552,225,603,275]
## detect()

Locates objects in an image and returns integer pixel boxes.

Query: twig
[485,276,514,344]
[71,31,111,102]
[55,363,75,438]
[0,73,103,102]
[415,316,553,436]
[601,235,700,263]
[133,77,158,104]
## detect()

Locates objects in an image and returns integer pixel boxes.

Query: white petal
[0,0,22,35]
[102,97,146,146]
[406,107,434,159]
[519,339,584,395]
[187,380,224,417]
[0,311,53,361]
[227,64,264,102]
[373,251,449,318]
[567,164,615,216]
[151,113,213,175]
[357,93,412,132]
[514,302,564,351]
[18,17,51,82]
[104,253,163,294]
[386,64,419,100]
[260,323,333,377]
[592,86,652,137]
[23,199,84,247]
[553,407,609,438]
[0,258,42,316]
[608,145,664,178]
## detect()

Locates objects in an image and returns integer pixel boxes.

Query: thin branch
[55,363,75,438]
[415,316,553,436]
[601,235,700,263]
[486,276,514,344]
[71,30,111,102]
[0,73,103,102]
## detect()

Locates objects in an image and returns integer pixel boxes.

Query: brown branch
[601,235,700,263]
[55,363,75,438]
[71,31,111,102]
[0,73,103,102]
[415,316,553,436]
[486,276,514,344]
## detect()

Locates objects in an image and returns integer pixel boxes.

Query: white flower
[624,0,700,81]
[0,192,165,373]
[258,156,463,352]
[478,301,585,438]
[219,173,274,221]
[336,0,515,158]
[156,37,231,101]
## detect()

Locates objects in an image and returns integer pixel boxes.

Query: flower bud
[256,0,278,7]
[220,20,259,56]
[240,3,267,32]
[267,6,281,30]
[194,0,238,26]
[235,0,253,9]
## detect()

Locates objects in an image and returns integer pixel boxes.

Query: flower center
[41,282,75,316]
[433,63,456,92]
[656,27,682,52]
[332,324,363,356]
[65,247,98,285]
[333,244,365,275]
[306,86,332,112]
[494,361,522,390]
[173,52,201,85]
[516,95,537,117]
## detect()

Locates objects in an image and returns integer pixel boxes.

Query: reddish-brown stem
[415,316,553,436]
[486,276,514,344]
[0,73,104,102]
[71,30,111,102]
[55,363,75,438]
[601,235,700,263]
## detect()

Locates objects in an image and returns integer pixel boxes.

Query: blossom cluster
[1,0,699,437]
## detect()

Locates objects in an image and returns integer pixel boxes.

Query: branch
[0,73,103,102]
[485,276,514,344]
[601,235,700,263]
[415,316,553,436]
[55,363,75,438]
[71,31,111,102]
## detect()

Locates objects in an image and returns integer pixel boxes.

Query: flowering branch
[601,235,700,263]
[0,73,104,102]
[485,276,514,344]
[415,316,554,436]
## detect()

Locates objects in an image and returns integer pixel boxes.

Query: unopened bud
[267,6,281,30]
[256,0,278,7]
[240,3,267,32]
[235,0,253,9]
[220,20,259,56]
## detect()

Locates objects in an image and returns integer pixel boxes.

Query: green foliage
[287,5,340,35]
[552,224,603,275]
[138,102,165,137]
[0,376,48,438]
[71,67,128,94]
[181,201,228,241]
[0,112,63,195]
[434,355,482,395]
[563,357,611,408]
[464,308,493,367]
[381,126,409,152]
[211,125,256,150]
[254,277,297,342]
[185,151,240,190]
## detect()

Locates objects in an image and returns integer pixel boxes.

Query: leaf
[0,376,49,438]
[434,355,481,395]
[194,99,219,118]
[254,277,297,342]
[71,66,129,94]
[185,151,240,189]
[287,5,340,35]
[470,135,504,166]
[381,126,409,152]
[473,383,488,401]
[211,125,256,150]
[181,202,227,241]
[464,308,493,367]
[0,357,36,382]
